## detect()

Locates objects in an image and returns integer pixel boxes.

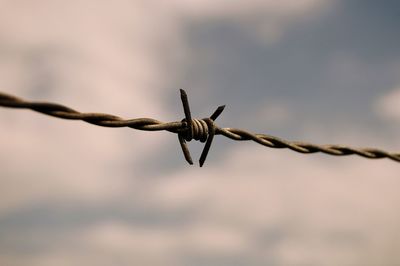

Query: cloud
[375,87,400,121]
[2,144,399,265]
[4,1,400,266]
[0,0,334,213]
[142,139,400,264]
[169,0,328,17]
[168,0,333,43]
[0,0,178,212]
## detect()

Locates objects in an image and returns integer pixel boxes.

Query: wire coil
[180,118,209,143]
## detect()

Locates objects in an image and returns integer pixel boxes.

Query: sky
[0,0,400,265]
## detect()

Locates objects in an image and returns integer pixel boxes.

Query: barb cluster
[1,90,399,166]
[178,89,225,166]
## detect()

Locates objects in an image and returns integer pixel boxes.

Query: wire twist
[1,90,399,166]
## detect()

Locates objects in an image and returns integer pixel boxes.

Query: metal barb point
[178,89,225,167]
[180,89,192,136]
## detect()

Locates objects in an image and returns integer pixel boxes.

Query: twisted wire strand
[0,92,185,132]
[216,128,400,162]
[1,91,400,163]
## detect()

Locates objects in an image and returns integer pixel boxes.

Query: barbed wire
[1,89,399,166]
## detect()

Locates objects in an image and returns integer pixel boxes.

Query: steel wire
[1,90,399,166]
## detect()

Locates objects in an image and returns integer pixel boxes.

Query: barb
[1,90,399,166]
[178,89,225,166]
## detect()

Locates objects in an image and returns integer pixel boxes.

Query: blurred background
[0,0,400,265]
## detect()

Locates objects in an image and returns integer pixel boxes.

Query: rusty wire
[1,89,399,166]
